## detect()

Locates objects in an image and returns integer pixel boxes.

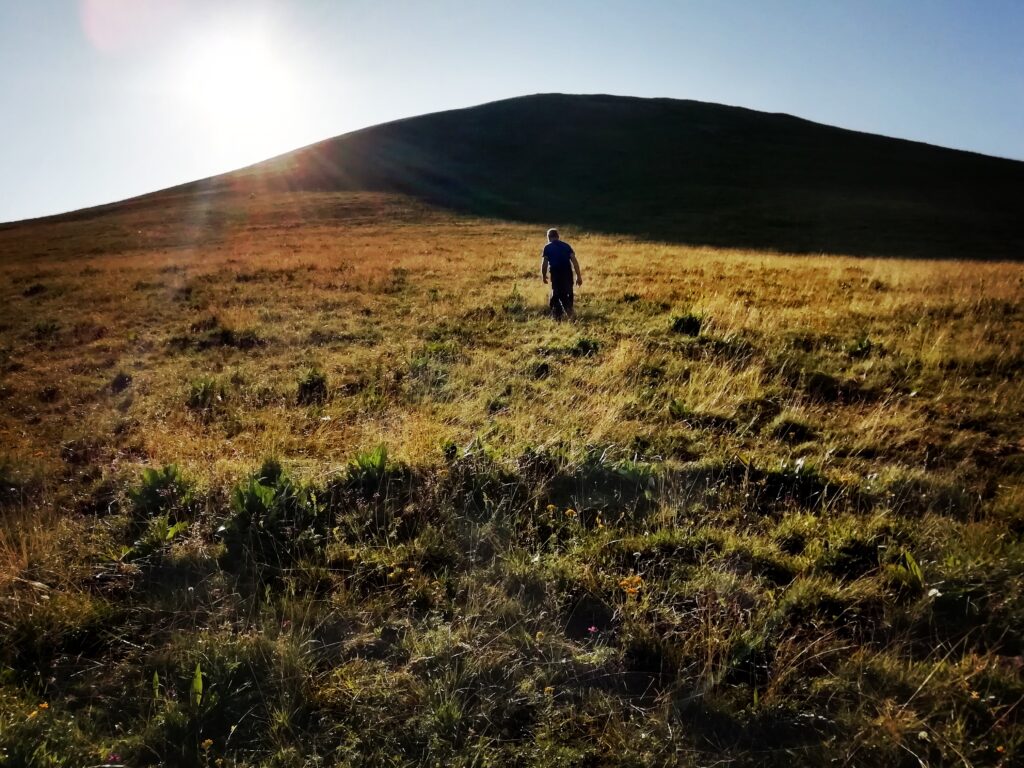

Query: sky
[1,0,1022,223]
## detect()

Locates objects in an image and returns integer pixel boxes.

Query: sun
[175,25,305,166]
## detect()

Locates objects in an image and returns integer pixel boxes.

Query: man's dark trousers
[550,266,574,320]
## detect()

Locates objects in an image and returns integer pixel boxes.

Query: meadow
[1,189,1022,766]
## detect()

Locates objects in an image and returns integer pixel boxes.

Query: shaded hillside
[226,93,1023,259]
[6,93,1024,259]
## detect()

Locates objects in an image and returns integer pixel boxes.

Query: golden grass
[1,190,1022,765]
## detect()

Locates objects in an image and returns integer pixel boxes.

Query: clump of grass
[846,332,879,359]
[186,376,222,413]
[296,367,328,405]
[344,444,409,499]
[31,320,60,342]
[501,286,527,316]
[110,371,132,393]
[570,337,599,357]
[124,515,189,563]
[38,384,60,403]
[21,283,46,297]
[766,412,818,443]
[800,369,858,402]
[882,549,925,598]
[670,312,703,336]
[221,458,325,571]
[127,464,194,523]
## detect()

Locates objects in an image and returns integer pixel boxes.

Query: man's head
[547,228,560,242]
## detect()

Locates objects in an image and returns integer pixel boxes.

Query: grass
[0,189,1023,766]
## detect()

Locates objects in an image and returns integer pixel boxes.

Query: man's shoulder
[544,240,573,254]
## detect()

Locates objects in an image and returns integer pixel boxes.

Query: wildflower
[38,702,48,710]
[543,686,555,696]
[565,508,577,519]
[588,625,598,634]
[546,504,557,513]
[619,574,644,597]
[997,746,1005,753]
[201,738,214,751]
[535,631,545,642]
[970,690,980,700]
[26,710,38,720]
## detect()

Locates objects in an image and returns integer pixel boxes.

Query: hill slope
[211,93,1022,259]
[7,93,1024,259]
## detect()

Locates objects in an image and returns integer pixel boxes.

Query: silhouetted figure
[541,228,583,321]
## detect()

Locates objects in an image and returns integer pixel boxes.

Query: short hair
[547,228,559,239]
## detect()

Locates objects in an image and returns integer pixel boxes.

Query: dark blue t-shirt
[543,240,574,271]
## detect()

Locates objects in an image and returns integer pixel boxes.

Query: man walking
[541,228,583,321]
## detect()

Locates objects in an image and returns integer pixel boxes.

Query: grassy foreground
[1,191,1023,766]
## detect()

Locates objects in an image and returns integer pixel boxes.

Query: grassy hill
[0,97,1023,766]
[9,94,1023,259]
[222,93,1021,258]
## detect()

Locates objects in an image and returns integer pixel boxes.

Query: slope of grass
[15,93,1022,260]
[1,190,1023,766]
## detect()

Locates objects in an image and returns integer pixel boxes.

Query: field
[1,189,1023,767]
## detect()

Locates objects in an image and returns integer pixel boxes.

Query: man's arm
[569,252,583,286]
[541,254,549,284]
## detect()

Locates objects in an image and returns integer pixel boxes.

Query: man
[540,228,583,321]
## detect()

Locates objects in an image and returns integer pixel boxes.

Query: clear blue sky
[2,0,1022,223]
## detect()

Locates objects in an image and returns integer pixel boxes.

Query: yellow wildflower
[201,738,214,751]
[619,574,644,597]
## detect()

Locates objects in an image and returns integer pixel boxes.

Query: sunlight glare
[175,24,306,167]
